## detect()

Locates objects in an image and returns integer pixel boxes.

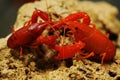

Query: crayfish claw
[54,41,85,60]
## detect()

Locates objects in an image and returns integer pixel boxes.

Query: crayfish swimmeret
[7,9,116,65]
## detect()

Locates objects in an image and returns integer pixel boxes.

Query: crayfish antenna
[45,0,50,21]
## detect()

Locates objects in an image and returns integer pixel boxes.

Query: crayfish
[7,8,116,65]
[7,9,58,55]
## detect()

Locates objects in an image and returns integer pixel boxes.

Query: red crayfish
[7,9,58,55]
[7,8,116,65]
[52,12,116,65]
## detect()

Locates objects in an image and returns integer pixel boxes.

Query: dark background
[0,0,120,38]
[0,0,34,38]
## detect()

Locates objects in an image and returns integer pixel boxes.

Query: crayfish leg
[82,52,94,59]
[76,52,94,60]
[106,33,110,38]
[100,52,106,65]
[10,26,15,33]
[29,44,38,49]
[20,47,23,57]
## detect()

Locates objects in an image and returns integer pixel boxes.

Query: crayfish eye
[75,27,78,30]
